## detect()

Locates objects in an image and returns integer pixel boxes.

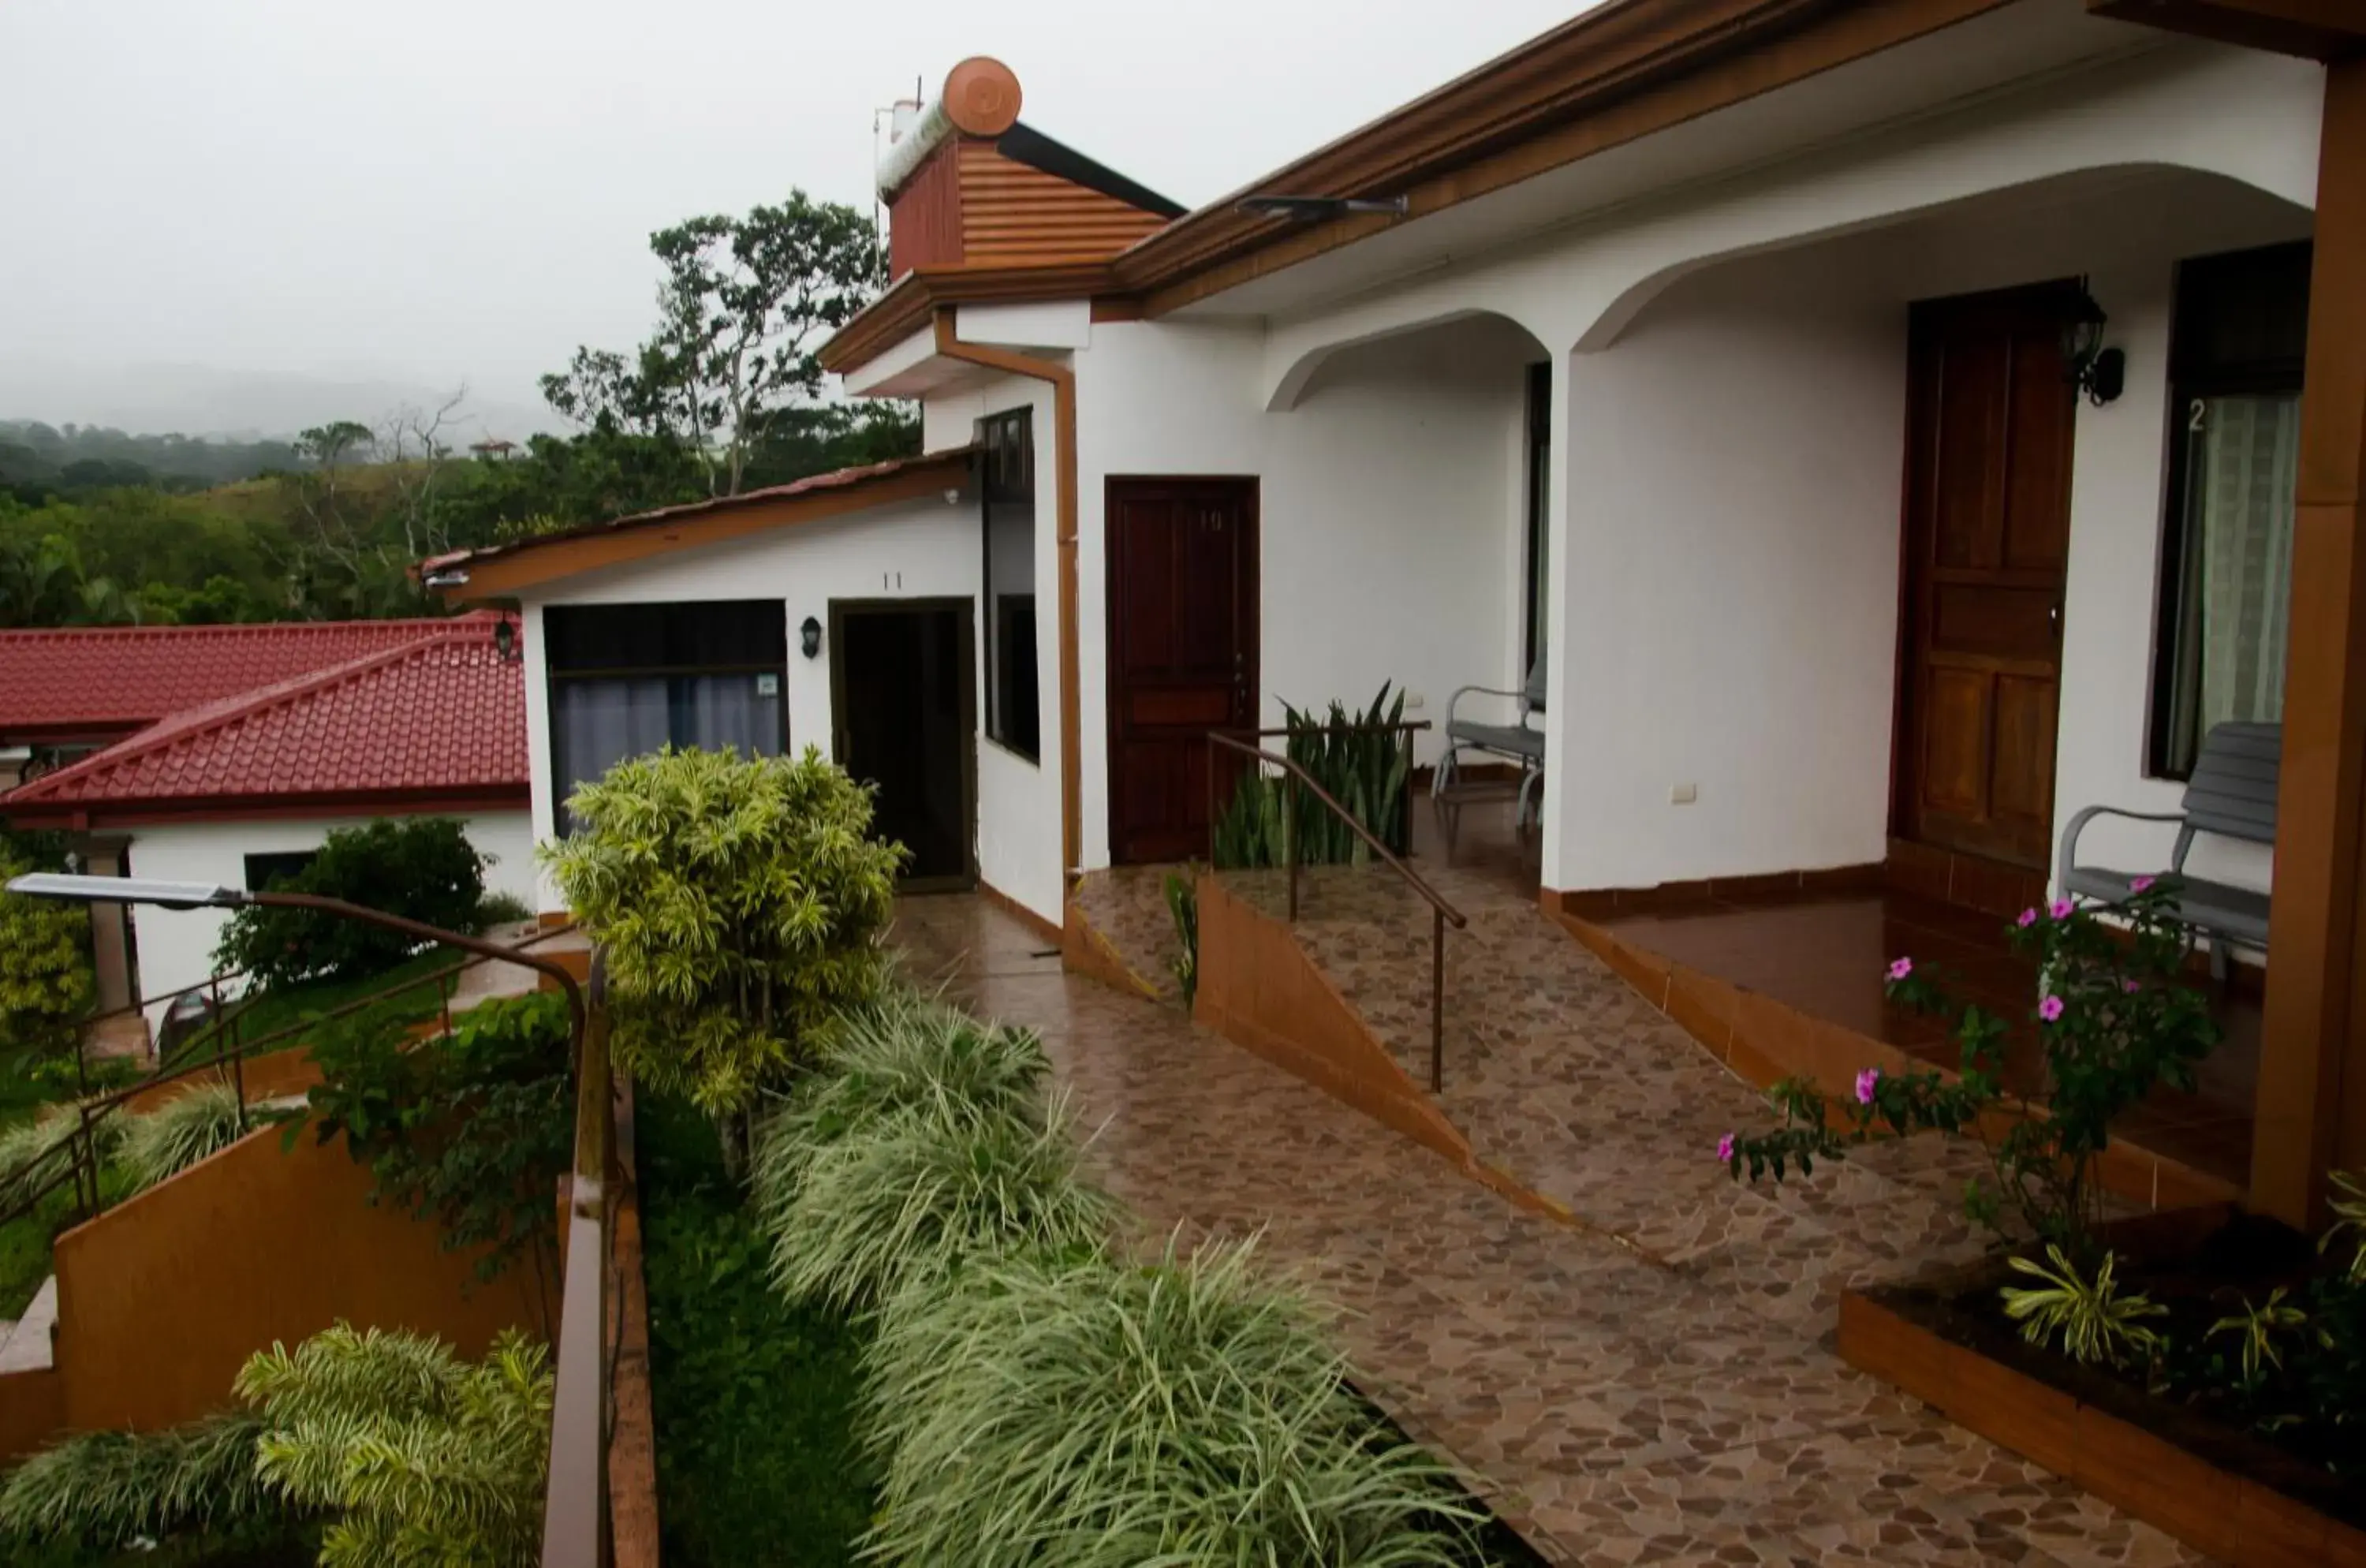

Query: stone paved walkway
[898,890,2215,1567]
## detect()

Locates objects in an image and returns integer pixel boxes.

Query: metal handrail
[1205,731,1466,1091]
[1218,719,1431,852]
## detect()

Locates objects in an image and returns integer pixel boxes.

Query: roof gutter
[929,310,1082,887]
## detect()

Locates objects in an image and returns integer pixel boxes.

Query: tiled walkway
[894,891,2213,1567]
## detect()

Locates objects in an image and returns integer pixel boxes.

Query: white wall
[129,812,533,1029]
[514,485,1030,913]
[1556,252,1908,889]
[1069,315,1535,871]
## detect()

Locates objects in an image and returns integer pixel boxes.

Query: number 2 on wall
[2189,398,2208,433]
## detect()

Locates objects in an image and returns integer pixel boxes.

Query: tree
[540,747,905,1122]
[213,818,488,989]
[541,192,887,497]
[0,849,95,1058]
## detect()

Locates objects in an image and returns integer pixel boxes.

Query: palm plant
[0,1411,274,1547]
[763,1092,1118,1317]
[234,1322,552,1568]
[860,1235,1479,1566]
[119,1081,272,1193]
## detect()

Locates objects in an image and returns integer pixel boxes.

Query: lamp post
[4,874,587,1073]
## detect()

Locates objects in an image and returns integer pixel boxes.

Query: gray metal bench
[1435,655,1547,827]
[2058,720,2279,977]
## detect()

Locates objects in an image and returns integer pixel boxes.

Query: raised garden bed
[1840,1206,2366,1568]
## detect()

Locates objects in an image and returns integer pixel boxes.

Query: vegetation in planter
[214,819,488,990]
[118,1082,291,1194]
[1722,880,2217,1263]
[301,991,573,1295]
[542,745,904,1118]
[1211,685,1412,870]
[237,1323,551,1568]
[860,1236,1483,1566]
[1163,868,1198,1006]
[472,890,535,930]
[0,1413,279,1551]
[640,1091,878,1568]
[1998,1245,2166,1367]
[0,848,95,1058]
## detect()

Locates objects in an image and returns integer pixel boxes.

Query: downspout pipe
[931,309,1083,886]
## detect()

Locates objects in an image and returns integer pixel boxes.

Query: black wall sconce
[800,616,823,659]
[2062,283,2125,407]
[492,614,522,664]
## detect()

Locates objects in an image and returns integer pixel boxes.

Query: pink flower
[1886,957,1914,982]
[1855,1067,1881,1106]
[2049,898,2076,920]
[2129,875,2155,894]
[1716,1132,1736,1163]
[2123,979,2142,995]
[2017,908,2039,928]
[2039,995,2066,1023]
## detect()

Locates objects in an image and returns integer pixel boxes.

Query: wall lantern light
[2061,282,2125,407]
[800,616,823,659]
[493,614,522,663]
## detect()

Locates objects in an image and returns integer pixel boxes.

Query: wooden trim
[2089,0,2366,61]
[606,1084,660,1568]
[929,312,1083,884]
[438,454,974,598]
[2256,58,2366,1230]
[819,0,2013,373]
[975,876,1062,947]
[1838,1286,2366,1567]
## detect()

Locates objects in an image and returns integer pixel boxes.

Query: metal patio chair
[1435,653,1547,827]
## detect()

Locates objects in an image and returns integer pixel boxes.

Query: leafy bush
[861,1237,1479,1566]
[766,1094,1117,1317]
[0,849,94,1057]
[302,991,572,1289]
[473,891,535,930]
[237,1323,551,1568]
[1212,685,1412,870]
[1723,880,2217,1262]
[1998,1245,2166,1367]
[214,819,487,990]
[0,1102,126,1207]
[541,746,904,1117]
[0,1412,276,1547]
[118,1082,277,1194]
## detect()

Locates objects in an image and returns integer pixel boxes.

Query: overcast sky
[0,0,1588,439]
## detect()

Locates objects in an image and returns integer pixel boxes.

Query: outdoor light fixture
[800,616,823,659]
[9,873,241,910]
[2061,284,2125,407]
[422,568,469,590]
[1236,194,1409,221]
[493,615,522,663]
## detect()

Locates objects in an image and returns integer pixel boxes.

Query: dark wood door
[1106,478,1259,864]
[1896,282,2080,869]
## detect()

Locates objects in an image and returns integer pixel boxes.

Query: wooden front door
[1895,282,2080,869]
[1106,478,1259,864]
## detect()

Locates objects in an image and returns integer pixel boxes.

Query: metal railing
[541,950,613,1568]
[1205,731,1467,1091]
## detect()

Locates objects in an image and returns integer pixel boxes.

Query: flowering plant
[1722,881,2219,1262]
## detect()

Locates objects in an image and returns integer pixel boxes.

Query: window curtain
[553,678,669,815]
[674,674,783,756]
[2196,394,2302,735]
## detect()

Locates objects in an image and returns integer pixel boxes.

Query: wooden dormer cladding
[880,58,1184,279]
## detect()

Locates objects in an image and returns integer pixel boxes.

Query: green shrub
[750,989,1049,1224]
[766,1094,1117,1317]
[0,1412,275,1548]
[237,1322,550,1568]
[473,891,535,929]
[861,1237,1478,1566]
[213,819,487,990]
[302,991,572,1288]
[1212,685,1412,869]
[541,745,905,1117]
[0,1102,125,1205]
[118,1082,297,1195]
[0,849,94,1058]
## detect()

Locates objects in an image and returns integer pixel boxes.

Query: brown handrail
[1217,718,1431,854]
[1205,732,1465,1092]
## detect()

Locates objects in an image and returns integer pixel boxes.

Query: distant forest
[0,190,916,629]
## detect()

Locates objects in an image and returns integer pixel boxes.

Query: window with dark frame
[2149,240,2312,779]
[543,601,789,831]
[980,407,1041,761]
[242,850,319,892]
[1523,361,1552,674]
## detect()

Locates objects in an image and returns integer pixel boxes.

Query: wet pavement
[892,890,2215,1567]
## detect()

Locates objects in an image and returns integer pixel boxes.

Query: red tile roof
[0,618,472,740]
[4,618,527,827]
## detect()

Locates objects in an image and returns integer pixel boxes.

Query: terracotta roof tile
[4,618,526,822]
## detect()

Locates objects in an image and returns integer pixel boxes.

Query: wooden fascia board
[2090,0,2364,60]
[821,263,1117,375]
[1129,0,2017,315]
[439,457,972,599]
